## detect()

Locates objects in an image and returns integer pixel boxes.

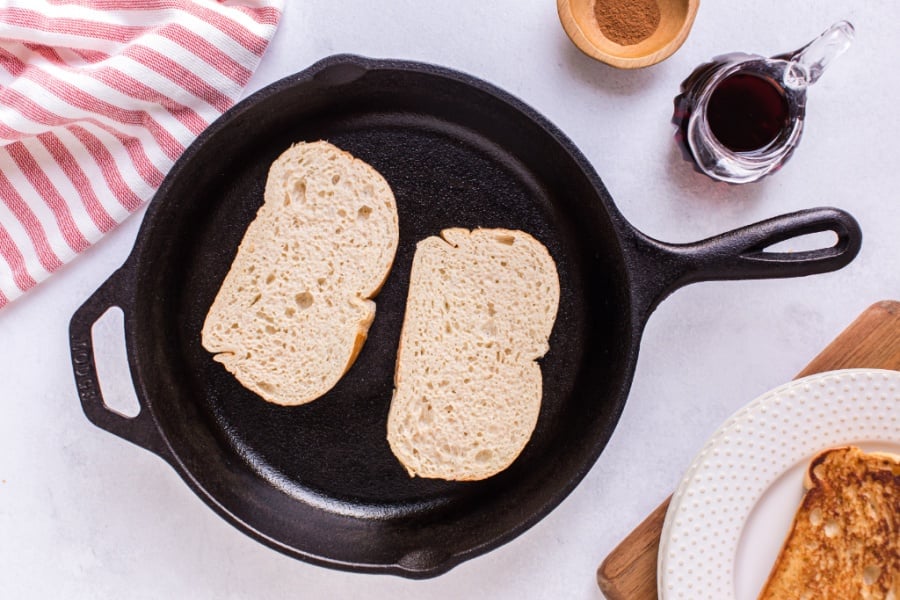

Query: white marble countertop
[2,2,898,598]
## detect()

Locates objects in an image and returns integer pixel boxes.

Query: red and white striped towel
[0,0,283,309]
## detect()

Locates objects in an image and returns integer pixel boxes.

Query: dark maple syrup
[705,73,790,152]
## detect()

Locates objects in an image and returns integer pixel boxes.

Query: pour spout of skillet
[311,55,371,87]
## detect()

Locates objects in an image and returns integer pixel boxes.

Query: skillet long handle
[630,207,862,317]
[69,266,170,460]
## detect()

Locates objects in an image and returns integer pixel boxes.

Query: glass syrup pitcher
[674,21,855,184]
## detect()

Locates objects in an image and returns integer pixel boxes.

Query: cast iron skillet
[69,55,861,578]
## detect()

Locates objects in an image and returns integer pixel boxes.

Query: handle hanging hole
[90,307,140,418]
[762,230,839,253]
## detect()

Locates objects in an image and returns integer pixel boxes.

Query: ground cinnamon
[593,0,661,46]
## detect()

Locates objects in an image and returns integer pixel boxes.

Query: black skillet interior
[126,55,633,576]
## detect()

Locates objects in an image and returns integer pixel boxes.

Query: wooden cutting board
[597,300,900,600]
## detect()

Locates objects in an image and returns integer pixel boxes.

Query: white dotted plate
[658,369,900,600]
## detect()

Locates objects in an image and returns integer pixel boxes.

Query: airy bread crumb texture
[201,141,399,406]
[387,228,560,481]
[758,446,900,600]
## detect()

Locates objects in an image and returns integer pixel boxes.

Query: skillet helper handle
[69,266,170,459]
[633,207,862,315]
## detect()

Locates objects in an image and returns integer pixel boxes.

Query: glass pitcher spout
[782,21,855,90]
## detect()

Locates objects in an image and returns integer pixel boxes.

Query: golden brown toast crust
[758,446,900,600]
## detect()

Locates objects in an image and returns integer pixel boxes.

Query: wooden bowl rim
[557,0,700,69]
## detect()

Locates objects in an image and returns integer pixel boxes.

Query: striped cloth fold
[0,0,283,309]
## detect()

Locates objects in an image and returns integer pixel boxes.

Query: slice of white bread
[201,141,399,406]
[758,446,900,599]
[387,228,560,481]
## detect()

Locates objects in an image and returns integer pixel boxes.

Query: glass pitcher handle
[783,20,855,89]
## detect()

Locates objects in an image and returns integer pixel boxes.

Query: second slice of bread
[387,228,560,481]
[201,141,399,406]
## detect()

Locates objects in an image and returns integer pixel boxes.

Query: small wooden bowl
[558,0,699,69]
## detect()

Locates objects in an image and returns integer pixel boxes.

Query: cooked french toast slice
[758,446,900,600]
